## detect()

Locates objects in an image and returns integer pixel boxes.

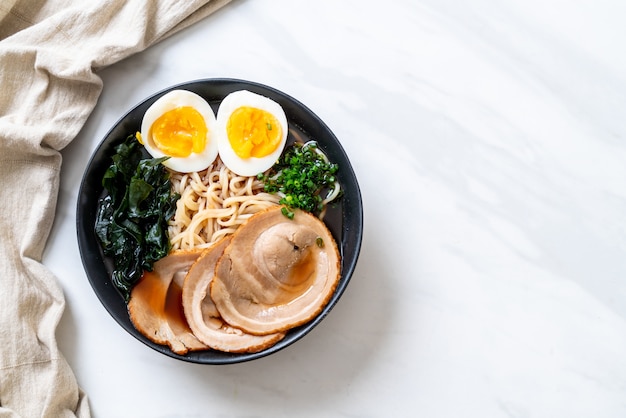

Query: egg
[140,89,218,173]
[216,90,288,176]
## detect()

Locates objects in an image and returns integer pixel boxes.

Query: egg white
[140,89,218,173]
[216,90,288,177]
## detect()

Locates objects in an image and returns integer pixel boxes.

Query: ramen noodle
[168,157,280,250]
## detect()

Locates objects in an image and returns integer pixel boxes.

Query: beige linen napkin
[0,1,230,416]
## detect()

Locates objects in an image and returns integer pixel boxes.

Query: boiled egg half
[216,90,288,176]
[140,89,218,173]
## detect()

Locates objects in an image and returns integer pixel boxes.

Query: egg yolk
[150,106,207,157]
[226,107,282,159]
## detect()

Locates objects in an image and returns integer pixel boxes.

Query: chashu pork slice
[182,237,285,353]
[211,206,341,335]
[128,249,208,355]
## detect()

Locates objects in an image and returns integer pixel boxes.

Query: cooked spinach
[95,134,179,302]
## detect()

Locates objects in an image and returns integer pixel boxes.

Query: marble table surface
[44,0,626,416]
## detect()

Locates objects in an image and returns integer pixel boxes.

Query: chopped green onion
[259,142,340,218]
[281,206,295,220]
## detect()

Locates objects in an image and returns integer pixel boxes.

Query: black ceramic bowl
[77,78,363,364]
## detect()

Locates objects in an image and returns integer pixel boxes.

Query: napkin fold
[0,1,230,416]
